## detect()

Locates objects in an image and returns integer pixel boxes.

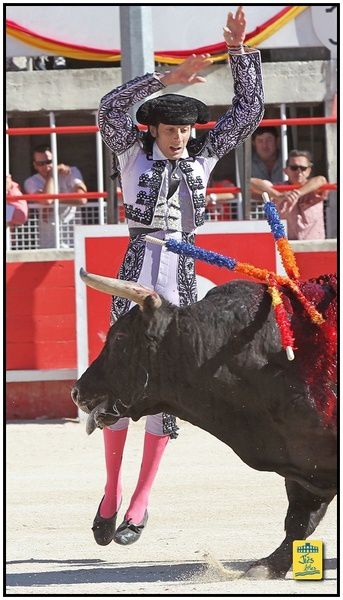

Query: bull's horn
[79,268,161,308]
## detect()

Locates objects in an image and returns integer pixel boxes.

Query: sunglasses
[288,164,309,172]
[35,159,52,166]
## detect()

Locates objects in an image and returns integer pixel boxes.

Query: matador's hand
[223,6,246,47]
[161,53,213,86]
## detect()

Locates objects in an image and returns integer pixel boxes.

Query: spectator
[6,56,67,71]
[33,56,67,70]
[206,177,236,220]
[6,175,28,227]
[24,144,87,248]
[251,126,283,183]
[251,149,328,240]
[6,57,29,71]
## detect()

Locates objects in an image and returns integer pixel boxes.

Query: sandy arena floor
[6,418,337,596]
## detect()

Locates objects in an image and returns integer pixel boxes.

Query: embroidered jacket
[98,49,264,233]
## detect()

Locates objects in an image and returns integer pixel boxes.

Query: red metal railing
[6,192,108,201]
[207,183,337,194]
[5,183,337,203]
[5,116,337,137]
[6,116,337,202]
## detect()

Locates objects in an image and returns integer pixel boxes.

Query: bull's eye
[114,332,127,341]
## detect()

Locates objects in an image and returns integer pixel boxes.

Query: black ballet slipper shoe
[92,498,121,546]
[113,510,148,546]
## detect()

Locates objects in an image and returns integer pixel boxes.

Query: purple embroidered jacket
[98,50,264,232]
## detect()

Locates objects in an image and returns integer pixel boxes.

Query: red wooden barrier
[6,239,337,420]
[6,260,77,370]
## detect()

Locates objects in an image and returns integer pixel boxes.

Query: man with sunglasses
[24,144,87,248]
[251,149,328,240]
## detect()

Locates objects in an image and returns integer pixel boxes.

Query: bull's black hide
[72,277,337,579]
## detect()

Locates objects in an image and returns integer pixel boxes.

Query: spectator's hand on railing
[206,192,235,204]
[57,164,71,175]
[6,174,13,194]
[279,189,301,210]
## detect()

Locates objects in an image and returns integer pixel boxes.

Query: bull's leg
[243,479,334,579]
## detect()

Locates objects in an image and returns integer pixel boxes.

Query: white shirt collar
[152,142,189,161]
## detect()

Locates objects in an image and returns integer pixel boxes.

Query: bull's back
[178,278,336,491]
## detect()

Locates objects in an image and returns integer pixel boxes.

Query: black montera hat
[136,94,210,125]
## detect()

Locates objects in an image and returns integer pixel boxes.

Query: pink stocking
[125,432,169,524]
[100,427,127,518]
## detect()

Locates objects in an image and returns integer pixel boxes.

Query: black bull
[72,271,337,579]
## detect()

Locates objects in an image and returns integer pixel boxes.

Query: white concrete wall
[6,61,332,113]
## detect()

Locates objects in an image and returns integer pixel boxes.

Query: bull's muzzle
[71,385,87,411]
[71,385,121,435]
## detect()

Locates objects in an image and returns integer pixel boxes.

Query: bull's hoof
[242,562,285,579]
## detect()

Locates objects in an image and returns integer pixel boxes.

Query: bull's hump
[204,279,266,300]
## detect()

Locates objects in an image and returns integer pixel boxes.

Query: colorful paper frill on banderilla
[163,231,323,360]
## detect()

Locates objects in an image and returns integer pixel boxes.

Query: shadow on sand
[6,557,337,588]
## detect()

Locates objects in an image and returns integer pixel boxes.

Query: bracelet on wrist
[226,43,244,50]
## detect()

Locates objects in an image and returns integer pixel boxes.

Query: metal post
[6,224,11,251]
[234,151,243,220]
[105,147,117,224]
[120,6,155,112]
[324,58,337,238]
[6,115,10,176]
[244,137,252,219]
[105,6,154,222]
[280,103,288,180]
[288,105,298,148]
[49,111,60,249]
[236,138,251,220]
[94,112,105,225]
[6,114,11,250]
